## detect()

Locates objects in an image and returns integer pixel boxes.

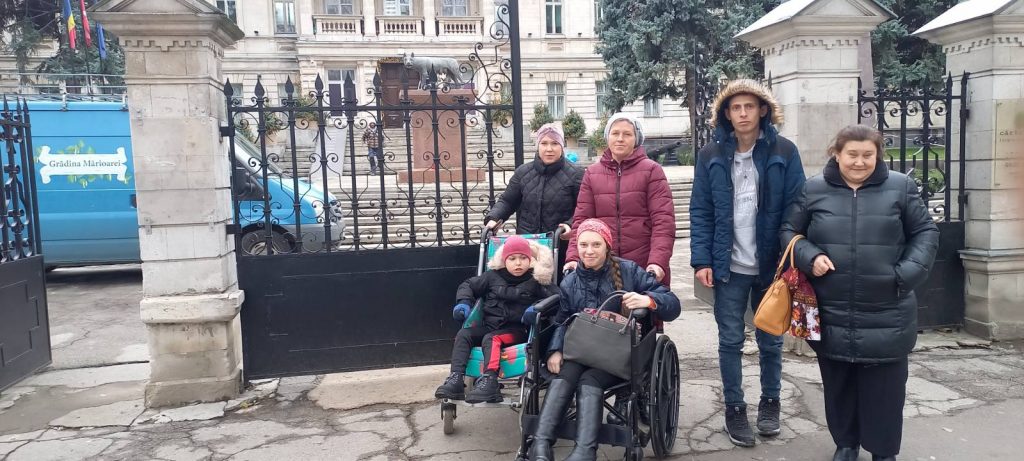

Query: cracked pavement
[2,242,1023,460]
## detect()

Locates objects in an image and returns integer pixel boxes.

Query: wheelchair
[515,290,681,460]
[439,226,566,435]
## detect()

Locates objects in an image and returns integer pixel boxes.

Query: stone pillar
[916,0,1024,340]
[424,0,437,37]
[92,0,246,407]
[736,0,892,174]
[363,0,377,36]
[298,0,315,36]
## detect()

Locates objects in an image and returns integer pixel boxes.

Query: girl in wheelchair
[528,218,681,461]
[435,235,557,404]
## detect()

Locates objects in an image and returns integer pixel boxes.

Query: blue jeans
[713,271,783,407]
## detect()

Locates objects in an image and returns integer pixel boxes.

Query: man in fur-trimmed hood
[690,78,806,447]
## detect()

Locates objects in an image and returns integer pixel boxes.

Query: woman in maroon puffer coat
[564,113,677,286]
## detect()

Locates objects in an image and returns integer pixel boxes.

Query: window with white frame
[229,82,243,105]
[644,97,661,117]
[547,82,565,119]
[494,4,510,36]
[216,0,237,22]
[274,0,296,34]
[546,0,562,35]
[325,0,355,15]
[383,0,413,16]
[442,0,468,17]
[327,69,357,85]
[595,81,608,116]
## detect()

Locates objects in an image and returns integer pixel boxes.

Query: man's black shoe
[724,405,756,447]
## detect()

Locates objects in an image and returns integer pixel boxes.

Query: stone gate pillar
[736,0,892,174]
[92,0,246,406]
[916,0,1024,340]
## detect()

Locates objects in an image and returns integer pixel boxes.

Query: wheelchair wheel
[648,336,680,457]
[625,446,644,461]
[442,402,456,435]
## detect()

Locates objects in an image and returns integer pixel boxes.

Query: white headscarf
[603,112,645,148]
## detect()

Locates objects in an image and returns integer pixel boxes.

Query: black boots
[528,379,574,461]
[465,371,503,403]
[833,446,859,461]
[564,385,603,461]
[871,456,896,461]
[434,372,465,400]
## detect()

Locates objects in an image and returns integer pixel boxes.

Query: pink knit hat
[576,218,614,251]
[502,236,533,262]
[535,123,565,150]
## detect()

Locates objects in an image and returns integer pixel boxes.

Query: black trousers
[818,355,909,457]
[558,360,622,390]
[450,326,526,374]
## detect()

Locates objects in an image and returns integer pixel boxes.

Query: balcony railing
[377,16,424,36]
[313,14,364,37]
[437,16,483,36]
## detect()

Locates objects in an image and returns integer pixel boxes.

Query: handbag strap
[774,235,804,280]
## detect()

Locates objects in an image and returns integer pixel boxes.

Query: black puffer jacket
[780,158,939,363]
[547,258,681,352]
[486,156,584,234]
[456,268,557,330]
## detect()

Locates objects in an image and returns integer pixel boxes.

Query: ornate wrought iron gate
[225,5,524,379]
[858,73,971,329]
[0,99,50,391]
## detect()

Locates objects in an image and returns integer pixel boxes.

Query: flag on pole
[63,0,77,50]
[79,0,92,48]
[97,24,107,59]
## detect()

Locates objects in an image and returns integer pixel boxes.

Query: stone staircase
[327,173,693,248]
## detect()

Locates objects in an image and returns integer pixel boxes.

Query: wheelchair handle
[533,294,560,313]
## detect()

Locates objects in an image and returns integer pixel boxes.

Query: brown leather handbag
[754,235,803,336]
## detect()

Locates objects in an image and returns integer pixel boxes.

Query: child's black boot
[465,371,503,403]
[434,372,465,400]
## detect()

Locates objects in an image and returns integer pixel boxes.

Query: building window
[442,0,468,17]
[547,82,565,119]
[595,81,608,117]
[278,83,292,104]
[644,97,661,117]
[325,0,355,15]
[328,69,357,84]
[274,0,296,34]
[593,0,603,32]
[383,0,413,16]
[495,4,510,36]
[216,0,237,22]
[546,0,562,35]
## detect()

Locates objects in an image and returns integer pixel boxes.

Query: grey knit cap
[603,112,645,147]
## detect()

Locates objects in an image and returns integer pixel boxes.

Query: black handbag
[562,291,643,380]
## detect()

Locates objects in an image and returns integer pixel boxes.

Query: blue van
[26,100,343,267]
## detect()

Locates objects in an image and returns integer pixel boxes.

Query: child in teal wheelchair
[435,235,557,404]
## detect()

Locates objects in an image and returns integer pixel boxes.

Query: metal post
[507,0,525,166]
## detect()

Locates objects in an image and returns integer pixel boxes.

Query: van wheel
[240,230,292,255]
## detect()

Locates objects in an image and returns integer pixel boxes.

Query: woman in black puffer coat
[485,123,584,267]
[780,125,939,461]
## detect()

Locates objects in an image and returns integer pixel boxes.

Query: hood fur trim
[710,79,783,131]
[488,239,555,285]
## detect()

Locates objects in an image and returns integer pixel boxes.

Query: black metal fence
[223,18,522,256]
[858,73,971,330]
[1,97,42,264]
[857,73,970,222]
[1,96,50,391]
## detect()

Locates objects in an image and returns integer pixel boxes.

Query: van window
[233,134,288,178]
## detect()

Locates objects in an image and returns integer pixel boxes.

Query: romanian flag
[63,0,76,50]
[79,0,92,48]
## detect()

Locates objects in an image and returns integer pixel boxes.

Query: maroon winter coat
[567,147,676,286]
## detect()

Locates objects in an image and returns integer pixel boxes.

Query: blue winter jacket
[689,122,806,285]
[547,258,681,353]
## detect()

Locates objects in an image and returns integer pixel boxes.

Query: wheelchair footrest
[520,415,634,448]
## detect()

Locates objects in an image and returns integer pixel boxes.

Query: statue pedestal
[398,89,483,184]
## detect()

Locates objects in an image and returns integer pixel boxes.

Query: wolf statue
[402,52,468,89]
